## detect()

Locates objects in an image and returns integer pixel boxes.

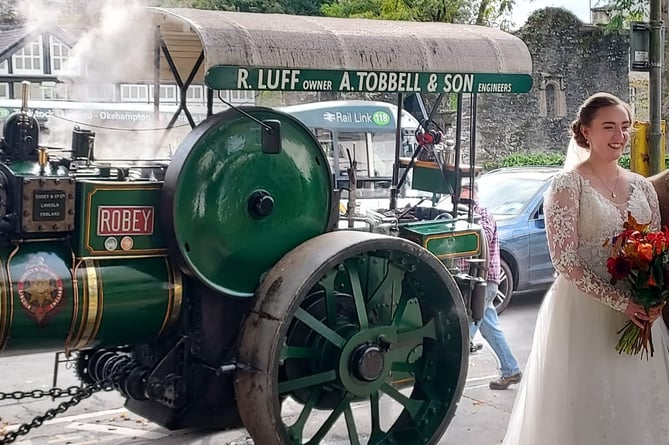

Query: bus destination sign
[205,65,533,94]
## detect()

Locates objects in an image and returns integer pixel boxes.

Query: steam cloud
[16,0,191,159]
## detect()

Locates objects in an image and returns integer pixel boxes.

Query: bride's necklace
[589,161,620,198]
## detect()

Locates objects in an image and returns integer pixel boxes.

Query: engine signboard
[76,181,166,257]
[33,190,67,221]
[97,206,154,236]
[21,178,76,233]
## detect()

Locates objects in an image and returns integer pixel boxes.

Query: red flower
[607,256,632,283]
[609,213,669,358]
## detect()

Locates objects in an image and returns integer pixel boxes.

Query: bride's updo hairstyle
[570,92,633,149]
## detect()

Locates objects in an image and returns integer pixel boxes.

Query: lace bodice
[545,170,661,312]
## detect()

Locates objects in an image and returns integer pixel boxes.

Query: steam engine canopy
[162,107,335,297]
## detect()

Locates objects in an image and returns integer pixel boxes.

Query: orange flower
[638,243,654,263]
[610,213,669,358]
[624,212,650,233]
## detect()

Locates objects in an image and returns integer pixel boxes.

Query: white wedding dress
[502,169,669,445]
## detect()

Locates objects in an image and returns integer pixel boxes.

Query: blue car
[477,167,561,313]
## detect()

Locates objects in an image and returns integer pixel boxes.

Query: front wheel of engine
[235,231,469,445]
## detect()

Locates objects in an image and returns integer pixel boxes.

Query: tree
[603,0,669,124]
[148,0,329,15]
[320,0,515,29]
[0,0,24,27]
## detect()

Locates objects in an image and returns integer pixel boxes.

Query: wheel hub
[351,344,385,382]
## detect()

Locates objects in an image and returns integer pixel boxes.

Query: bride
[501,92,669,445]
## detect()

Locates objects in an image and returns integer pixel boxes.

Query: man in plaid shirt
[458,179,522,390]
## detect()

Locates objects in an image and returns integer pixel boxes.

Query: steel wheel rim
[236,231,469,445]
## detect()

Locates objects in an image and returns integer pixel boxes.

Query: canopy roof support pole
[390,92,404,210]
[160,43,203,130]
[153,25,161,122]
[157,43,204,149]
[206,87,214,117]
[466,93,478,223]
[412,94,430,122]
[451,93,465,218]
[395,93,446,194]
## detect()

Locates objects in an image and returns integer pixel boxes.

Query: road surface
[0,291,545,445]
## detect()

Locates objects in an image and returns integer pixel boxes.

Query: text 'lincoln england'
[97,206,154,236]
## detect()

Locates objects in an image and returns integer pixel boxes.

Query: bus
[280,100,420,189]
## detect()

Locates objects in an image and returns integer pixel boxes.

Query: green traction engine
[0,99,487,444]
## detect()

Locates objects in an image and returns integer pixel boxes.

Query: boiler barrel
[0,241,183,355]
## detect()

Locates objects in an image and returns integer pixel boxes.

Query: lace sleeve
[545,172,631,312]
[640,176,661,231]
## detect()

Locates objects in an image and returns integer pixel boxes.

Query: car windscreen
[477,175,545,216]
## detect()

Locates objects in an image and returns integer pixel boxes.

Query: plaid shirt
[456,200,501,284]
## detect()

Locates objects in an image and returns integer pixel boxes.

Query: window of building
[12,81,43,100]
[81,84,116,102]
[40,82,68,100]
[217,90,230,102]
[149,84,178,103]
[546,83,557,117]
[41,82,54,100]
[12,36,43,74]
[120,84,149,102]
[229,90,255,102]
[186,85,204,103]
[50,36,71,73]
[0,83,9,99]
[0,60,7,74]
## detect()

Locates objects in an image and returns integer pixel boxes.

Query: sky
[511,0,596,29]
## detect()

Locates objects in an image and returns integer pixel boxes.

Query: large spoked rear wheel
[235,231,469,445]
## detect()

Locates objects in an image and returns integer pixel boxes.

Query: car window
[477,175,545,216]
[533,202,544,220]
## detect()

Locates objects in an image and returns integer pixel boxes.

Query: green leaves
[150,0,328,15]
[150,0,517,29]
[0,0,23,26]
[319,0,515,28]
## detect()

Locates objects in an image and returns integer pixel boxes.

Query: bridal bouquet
[606,213,669,359]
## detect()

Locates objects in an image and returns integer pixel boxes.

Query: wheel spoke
[380,383,424,420]
[278,369,338,394]
[387,355,418,387]
[391,361,419,374]
[295,307,346,348]
[306,394,355,444]
[368,262,405,310]
[370,391,381,434]
[344,403,361,445]
[237,232,468,445]
[320,270,339,327]
[280,345,321,361]
[345,266,369,329]
[391,292,411,327]
[286,387,322,442]
[396,318,436,347]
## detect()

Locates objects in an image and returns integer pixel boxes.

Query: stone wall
[475,8,630,161]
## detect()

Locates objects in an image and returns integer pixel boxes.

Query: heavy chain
[0,380,114,444]
[0,386,84,401]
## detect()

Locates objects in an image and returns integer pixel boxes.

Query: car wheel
[494,259,514,314]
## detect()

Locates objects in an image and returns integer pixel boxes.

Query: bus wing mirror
[262,120,281,154]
